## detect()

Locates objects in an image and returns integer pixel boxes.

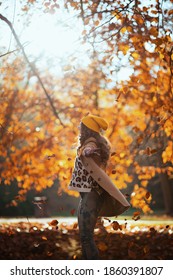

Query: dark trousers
[78,189,104,260]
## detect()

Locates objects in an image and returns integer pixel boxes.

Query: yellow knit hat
[81,114,108,133]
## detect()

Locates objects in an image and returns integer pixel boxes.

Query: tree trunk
[159,173,173,215]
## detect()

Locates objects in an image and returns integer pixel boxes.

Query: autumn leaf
[42,236,48,240]
[133,126,140,133]
[0,220,172,260]
[131,52,139,59]
[150,26,158,37]
[120,26,127,34]
[49,220,58,226]
[73,222,78,229]
[98,242,108,251]
[132,211,141,221]
[111,221,121,231]
[133,211,141,217]
[136,135,144,144]
[46,251,53,256]
[145,191,151,199]
[70,209,76,216]
[150,149,157,155]
[109,23,116,31]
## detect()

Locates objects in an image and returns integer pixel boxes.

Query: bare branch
[80,0,85,23]
[0,13,64,127]
[0,48,19,58]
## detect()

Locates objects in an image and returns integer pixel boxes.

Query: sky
[0,0,133,81]
[0,0,92,75]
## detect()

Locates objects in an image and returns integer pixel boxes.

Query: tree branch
[0,48,19,58]
[0,13,64,127]
[80,0,85,23]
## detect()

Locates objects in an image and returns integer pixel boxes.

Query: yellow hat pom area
[81,114,108,133]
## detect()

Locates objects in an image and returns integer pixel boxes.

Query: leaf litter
[0,216,173,260]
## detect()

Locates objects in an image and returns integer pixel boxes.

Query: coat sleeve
[79,140,98,157]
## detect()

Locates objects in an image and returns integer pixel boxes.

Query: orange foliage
[0,0,173,214]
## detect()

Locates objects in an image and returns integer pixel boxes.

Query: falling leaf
[73,222,78,229]
[111,221,121,230]
[133,211,141,217]
[132,215,140,221]
[49,220,58,226]
[146,191,151,199]
[132,212,141,221]
[73,254,77,259]
[42,236,48,240]
[70,209,76,216]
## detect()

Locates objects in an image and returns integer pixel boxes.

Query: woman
[68,114,130,259]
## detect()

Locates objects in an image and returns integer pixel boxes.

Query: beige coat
[79,137,130,216]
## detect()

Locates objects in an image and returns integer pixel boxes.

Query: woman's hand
[83,148,100,157]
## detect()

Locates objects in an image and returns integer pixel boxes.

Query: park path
[0,215,173,226]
